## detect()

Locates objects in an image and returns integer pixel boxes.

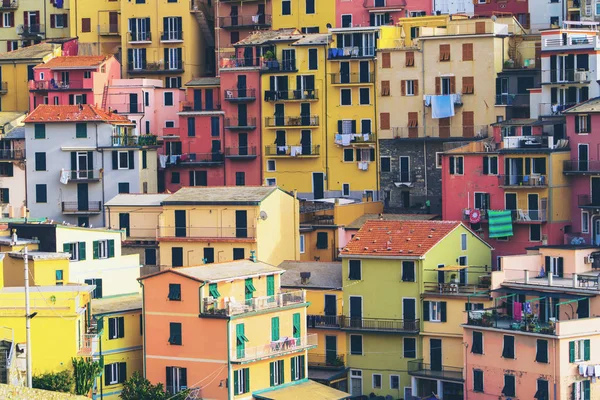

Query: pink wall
[335,0,431,28]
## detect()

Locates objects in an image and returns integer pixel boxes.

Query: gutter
[140,280,147,377]
[339,254,424,260]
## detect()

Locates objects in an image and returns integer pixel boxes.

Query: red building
[336,0,430,28]
[28,55,120,110]
[473,1,530,29]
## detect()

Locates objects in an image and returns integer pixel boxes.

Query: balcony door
[235,210,247,238]
[237,75,247,98]
[77,183,89,211]
[359,61,370,83]
[238,133,248,156]
[528,193,539,221]
[592,177,600,206]
[76,151,89,179]
[274,104,284,126]
[349,296,362,328]
[325,336,337,365]
[430,338,442,372]
[505,193,517,211]
[579,144,589,172]
[109,12,118,33]
[324,294,336,316]
[174,210,186,238]
[339,62,350,84]
[193,89,202,111]
[129,93,138,113]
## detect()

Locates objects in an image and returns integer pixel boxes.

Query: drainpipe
[373,58,380,198]
[96,123,106,226]
[324,48,329,194]
[140,280,147,377]
[420,39,428,201]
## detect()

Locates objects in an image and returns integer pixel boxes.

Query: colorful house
[68,0,121,56]
[339,220,492,399]
[0,114,26,219]
[140,259,349,399]
[271,0,335,34]
[335,0,428,29]
[157,186,299,267]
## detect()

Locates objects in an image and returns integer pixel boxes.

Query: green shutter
[78,242,86,260]
[271,317,280,341]
[291,357,296,381]
[244,368,249,393]
[279,360,284,384]
[236,324,245,359]
[269,362,274,386]
[572,382,576,400]
[34,124,45,139]
[108,239,115,258]
[63,243,70,253]
[300,355,305,379]
[76,123,87,138]
[584,380,590,400]
[93,241,99,259]
[569,341,575,363]
[293,313,301,339]
[97,316,104,334]
[234,370,239,395]
[267,275,275,296]
[584,339,591,361]
[209,283,220,298]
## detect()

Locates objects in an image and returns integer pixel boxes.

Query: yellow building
[68,0,121,56]
[279,261,348,392]
[158,186,300,267]
[92,295,143,400]
[0,42,61,112]
[271,0,335,34]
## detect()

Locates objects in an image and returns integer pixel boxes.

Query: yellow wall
[299,227,337,262]
[305,289,346,363]
[159,241,257,266]
[550,151,571,222]
[106,205,161,239]
[2,256,70,287]
[201,272,282,302]
[333,201,383,226]
[271,0,335,32]
[69,0,121,56]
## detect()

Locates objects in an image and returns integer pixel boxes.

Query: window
[530,225,541,242]
[282,0,291,15]
[403,337,416,358]
[165,77,182,89]
[2,12,14,28]
[425,301,446,322]
[380,112,390,130]
[34,123,45,139]
[473,369,483,392]
[93,239,113,259]
[359,88,370,105]
[171,172,180,184]
[266,178,276,186]
[84,278,102,298]
[104,362,126,386]
[576,114,591,133]
[570,339,590,362]
[582,211,590,234]
[461,233,467,251]
[341,89,351,105]
[169,322,182,345]
[502,335,515,359]
[165,121,175,128]
[234,368,250,395]
[83,71,91,79]
[405,80,415,96]
[51,14,67,28]
[381,157,391,172]
[535,379,549,400]
[545,256,564,278]
[471,331,483,354]
[449,156,464,175]
[390,375,399,390]
[291,355,305,381]
[301,27,319,33]
[189,171,207,187]
[118,182,130,194]
[233,248,245,260]
[316,232,328,249]
[343,148,354,162]
[349,260,361,280]
[440,76,452,95]
[235,172,245,186]
[550,16,559,26]
[168,284,181,301]
[463,76,474,94]
[299,235,305,253]
[166,367,187,395]
[350,335,363,355]
[381,80,390,96]
[172,247,183,267]
[372,374,382,389]
[81,18,91,32]
[399,156,410,182]
[482,156,498,175]
[145,248,156,265]
[108,316,125,339]
[502,375,516,397]
[211,116,220,137]
[35,184,47,203]
[55,270,64,285]
[466,303,484,311]
[439,44,450,61]
[270,359,285,386]
[164,92,174,106]
[117,151,129,169]
[406,51,414,67]
[572,381,591,400]
[341,14,352,28]
[401,261,415,282]
[34,152,46,171]
[266,160,276,172]
[536,339,548,363]
[65,242,86,262]
[305,0,315,14]
[75,123,87,138]
[342,183,350,197]
[381,52,391,68]
[308,48,318,70]
[462,43,473,61]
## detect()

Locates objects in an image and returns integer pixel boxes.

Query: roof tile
[36,55,108,69]
[24,104,133,124]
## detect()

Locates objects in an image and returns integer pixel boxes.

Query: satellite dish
[259,211,268,220]
[491,15,497,22]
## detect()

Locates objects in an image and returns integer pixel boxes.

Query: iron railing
[28,80,87,91]
[177,152,225,164]
[179,101,221,112]
[334,133,376,145]
[224,117,257,129]
[392,125,488,139]
[160,31,183,42]
[495,93,530,106]
[77,334,99,356]
[564,160,600,173]
[0,149,23,160]
[109,103,144,114]
[363,0,407,7]
[340,316,420,333]
[497,174,548,187]
[225,146,257,157]
[423,282,491,295]
[407,359,463,382]
[308,353,345,368]
[466,311,556,335]
[224,88,257,100]
[0,0,18,10]
[231,334,318,362]
[265,115,319,127]
[111,135,158,146]
[20,24,44,36]
[63,170,102,182]
[307,315,341,328]
[159,226,256,239]
[128,60,184,72]
[327,47,376,59]
[578,195,600,207]
[61,201,102,213]
[263,89,318,101]
[541,69,593,84]
[219,14,271,28]
[330,72,375,84]
[202,290,305,316]
[265,145,320,156]
[127,31,152,43]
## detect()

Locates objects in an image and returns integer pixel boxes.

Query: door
[596,219,600,246]
[238,104,248,126]
[174,210,186,237]
[235,210,247,238]
[403,298,416,321]
[193,89,202,111]
[119,213,130,236]
[204,247,215,264]
[324,294,336,317]
[579,144,589,172]
[237,75,247,98]
[459,256,467,284]
[340,62,350,84]
[349,296,362,328]
[77,183,89,211]
[325,336,337,365]
[211,140,222,161]
[230,5,238,26]
[300,103,311,126]
[274,104,285,126]
[77,152,88,179]
[437,264,445,284]
[528,193,539,221]
[109,12,118,33]
[129,93,138,113]
[505,193,517,211]
[359,61,370,83]
[430,339,442,371]
[592,177,600,206]
[350,373,362,397]
[205,89,214,110]
[399,157,410,182]
[238,133,248,156]
[301,130,311,155]
[313,172,324,199]
[257,4,266,24]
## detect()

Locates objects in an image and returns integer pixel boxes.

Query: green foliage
[120,372,191,400]
[72,358,102,396]
[32,370,74,393]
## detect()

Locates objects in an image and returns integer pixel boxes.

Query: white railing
[543,35,600,48]
[77,334,99,356]
[203,290,305,316]
[231,333,318,362]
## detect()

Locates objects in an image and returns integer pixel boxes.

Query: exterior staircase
[191,0,215,47]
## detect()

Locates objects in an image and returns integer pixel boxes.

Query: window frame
[340,88,352,106]
[461,233,467,251]
[117,150,129,170]
[164,91,174,106]
[359,87,370,105]
[348,259,361,280]
[267,159,276,172]
[582,211,590,233]
[372,373,382,389]
[403,337,417,358]
[390,375,400,390]
[350,334,363,355]
[429,301,442,322]
[406,79,415,96]
[299,234,305,254]
[380,156,391,172]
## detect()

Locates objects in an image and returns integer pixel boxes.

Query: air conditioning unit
[16,24,24,35]
[575,71,588,82]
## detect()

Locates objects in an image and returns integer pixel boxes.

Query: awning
[436,265,468,271]
[253,380,350,400]
[308,368,349,383]
[493,287,595,299]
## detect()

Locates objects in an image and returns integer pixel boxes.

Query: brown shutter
[450,76,456,94]
[382,52,391,68]
[462,77,474,94]
[81,18,91,33]
[401,80,406,96]
[439,117,451,138]
[435,77,441,95]
[406,51,414,67]
[440,44,450,61]
[380,113,390,130]
[463,111,474,137]
[414,80,419,95]
[408,112,419,138]
[462,43,473,61]
[381,80,390,96]
[475,21,486,34]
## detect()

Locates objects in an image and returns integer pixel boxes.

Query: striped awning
[488,210,513,238]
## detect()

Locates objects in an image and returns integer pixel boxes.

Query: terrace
[201,290,306,316]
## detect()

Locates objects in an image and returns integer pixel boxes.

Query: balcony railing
[330,73,375,84]
[308,353,345,368]
[231,333,318,362]
[224,117,257,129]
[407,360,463,382]
[265,145,320,156]
[225,146,257,158]
[219,14,271,28]
[340,316,420,333]
[578,195,600,207]
[63,170,102,182]
[498,174,548,187]
[0,81,7,94]
[158,226,256,239]
[0,149,24,160]
[111,135,158,147]
[219,55,263,69]
[363,0,407,8]
[262,59,298,73]
[423,281,491,295]
[264,89,318,102]
[28,80,88,91]
[177,152,225,164]
[392,125,489,139]
[179,101,221,112]
[327,47,376,59]
[99,24,120,35]
[61,201,102,214]
[466,310,556,335]
[20,24,45,36]
[495,93,530,106]
[109,103,144,114]
[0,0,18,10]
[202,290,305,316]
[127,31,152,43]
[542,69,592,84]
[224,88,257,101]
[512,209,547,222]
[128,61,184,73]
[564,160,600,174]
[265,115,319,127]
[543,35,599,49]
[77,334,99,356]
[307,315,341,329]
[539,102,577,116]
[335,133,376,145]
[160,31,183,42]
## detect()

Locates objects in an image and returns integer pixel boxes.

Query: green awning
[488,210,513,238]
[245,280,257,292]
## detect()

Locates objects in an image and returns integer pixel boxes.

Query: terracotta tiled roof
[341,220,462,257]
[24,105,134,124]
[36,55,108,69]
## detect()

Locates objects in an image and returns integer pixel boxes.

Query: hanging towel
[341,134,352,146]
[55,0,64,8]
[59,169,69,185]
[335,134,342,144]
[423,95,432,107]
[159,155,167,168]
[580,364,587,376]
[513,301,522,322]
[487,210,514,238]
[524,302,532,314]
[363,134,370,141]
[587,365,595,378]
[290,146,302,157]
[252,15,259,23]
[431,95,455,119]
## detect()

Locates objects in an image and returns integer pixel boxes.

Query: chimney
[250,250,257,263]
[300,272,311,284]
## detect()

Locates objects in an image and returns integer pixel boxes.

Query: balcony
[407,360,463,382]
[224,88,256,102]
[539,102,577,116]
[160,31,183,43]
[63,170,102,183]
[219,55,263,69]
[264,89,318,102]
[327,46,376,59]
[543,35,600,50]
[109,103,144,114]
[497,174,548,188]
[219,14,271,29]
[19,24,45,37]
[61,201,102,214]
[109,135,159,147]
[340,316,420,334]
[334,133,376,146]
[202,290,306,316]
[128,61,184,74]
[568,0,581,8]
[171,152,225,166]
[262,59,298,73]
[501,135,558,150]
[423,281,491,296]
[179,101,221,112]
[231,333,318,363]
[0,0,18,10]
[495,93,530,107]
[0,82,7,94]
[158,226,256,239]
[265,145,320,157]
[466,309,557,335]
[224,117,257,130]
[0,149,24,160]
[363,0,406,8]
[330,73,375,85]
[424,93,463,107]
[225,146,257,159]
[308,353,345,368]
[77,334,99,357]
[307,315,341,329]
[28,80,89,91]
[99,24,120,36]
[542,69,592,84]
[392,125,489,139]
[265,115,319,128]
[564,160,600,175]
[127,31,152,44]
[578,195,600,208]
[512,209,547,223]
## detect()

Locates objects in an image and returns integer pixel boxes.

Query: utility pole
[24,244,31,388]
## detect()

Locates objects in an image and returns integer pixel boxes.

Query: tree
[72,357,102,396]
[120,372,168,400]
[32,370,74,393]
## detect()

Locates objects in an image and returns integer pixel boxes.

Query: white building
[528,0,564,33]
[433,0,473,16]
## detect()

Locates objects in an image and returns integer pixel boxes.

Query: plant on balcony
[72,357,101,396]
[264,50,275,61]
[32,370,74,393]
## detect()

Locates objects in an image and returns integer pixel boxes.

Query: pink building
[336,0,430,29]
[464,245,600,399]
[28,56,120,110]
